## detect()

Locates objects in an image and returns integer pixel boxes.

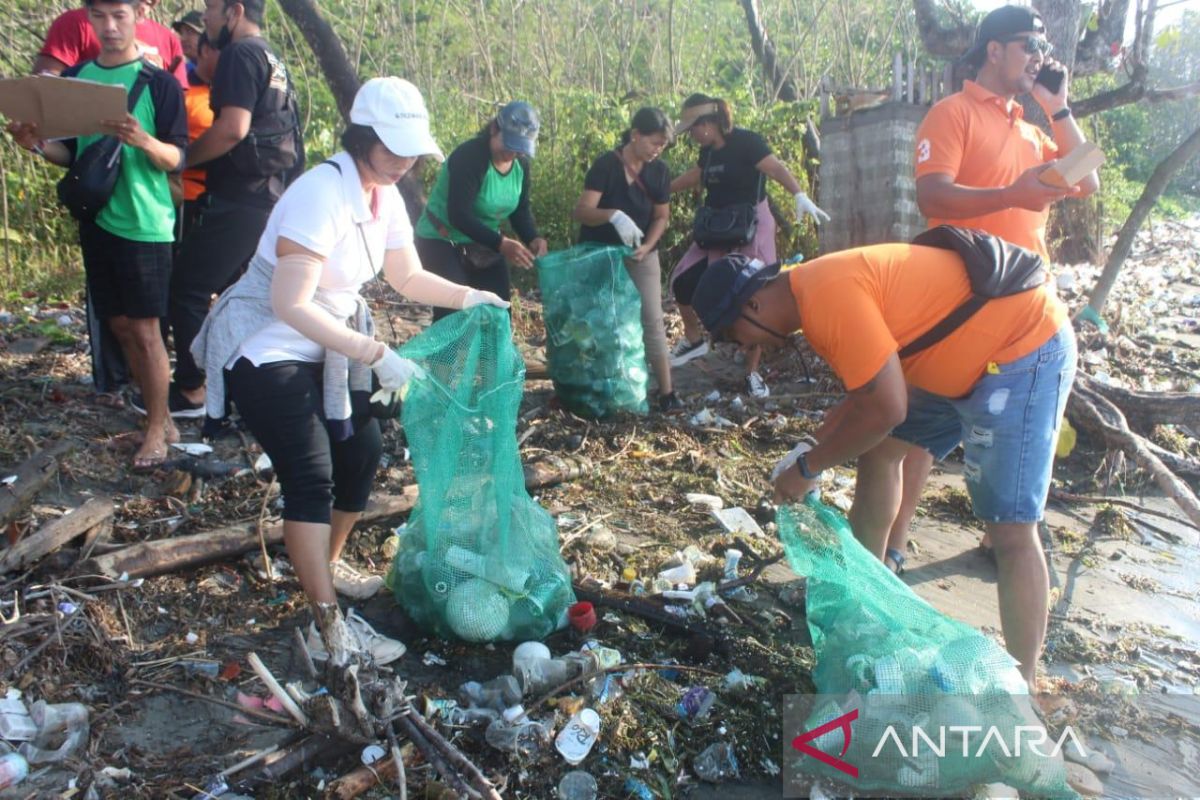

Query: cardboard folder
[0,75,126,140]
[1038,142,1105,189]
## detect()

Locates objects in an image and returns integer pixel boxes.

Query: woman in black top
[414,101,548,322]
[573,107,680,412]
[667,93,829,399]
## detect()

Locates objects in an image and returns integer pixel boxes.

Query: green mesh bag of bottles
[779,497,1075,797]
[536,244,648,418]
[387,306,574,642]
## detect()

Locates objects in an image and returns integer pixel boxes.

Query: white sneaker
[346,608,406,665]
[746,371,770,399]
[306,608,406,666]
[330,560,384,599]
[669,338,710,367]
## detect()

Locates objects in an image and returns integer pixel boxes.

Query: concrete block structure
[817,102,928,253]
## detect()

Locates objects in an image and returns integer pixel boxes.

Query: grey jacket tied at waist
[190,253,376,440]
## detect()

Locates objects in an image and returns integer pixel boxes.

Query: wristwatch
[1051,106,1072,121]
[796,452,823,480]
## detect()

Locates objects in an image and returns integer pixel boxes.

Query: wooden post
[906,59,915,103]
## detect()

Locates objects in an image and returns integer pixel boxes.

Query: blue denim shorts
[891,325,1077,524]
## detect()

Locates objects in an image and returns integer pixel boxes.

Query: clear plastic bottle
[484,718,551,758]
[555,708,601,765]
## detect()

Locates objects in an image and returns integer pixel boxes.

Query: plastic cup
[567,602,596,633]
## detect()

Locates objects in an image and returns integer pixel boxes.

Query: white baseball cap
[349,77,444,161]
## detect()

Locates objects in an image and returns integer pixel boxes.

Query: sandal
[884,547,906,575]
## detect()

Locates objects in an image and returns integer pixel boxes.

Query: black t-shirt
[698,128,771,209]
[578,149,670,246]
[206,36,302,206]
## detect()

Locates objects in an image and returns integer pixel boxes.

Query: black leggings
[227,358,382,524]
[415,236,510,322]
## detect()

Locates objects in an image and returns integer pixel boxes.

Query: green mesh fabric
[536,244,649,418]
[387,306,573,642]
[779,498,1075,797]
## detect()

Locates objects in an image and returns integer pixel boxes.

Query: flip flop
[884,547,906,575]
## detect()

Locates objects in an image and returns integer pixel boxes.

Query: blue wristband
[796,452,822,480]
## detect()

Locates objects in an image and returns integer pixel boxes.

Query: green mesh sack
[779,497,1075,797]
[387,306,574,642]
[536,244,649,418]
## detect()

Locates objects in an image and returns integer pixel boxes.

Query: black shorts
[79,220,172,320]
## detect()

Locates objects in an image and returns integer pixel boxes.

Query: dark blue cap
[692,254,781,334]
[497,101,540,157]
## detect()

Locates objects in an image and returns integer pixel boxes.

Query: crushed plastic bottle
[624,777,654,800]
[484,718,552,758]
[460,676,523,711]
[19,701,89,764]
[694,742,739,783]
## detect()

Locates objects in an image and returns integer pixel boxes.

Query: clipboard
[0,75,126,140]
[1038,142,1105,189]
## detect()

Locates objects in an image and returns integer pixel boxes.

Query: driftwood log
[1068,377,1200,528]
[1086,379,1200,434]
[0,495,111,574]
[81,456,593,580]
[0,440,76,528]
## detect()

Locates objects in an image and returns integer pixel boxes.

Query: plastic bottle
[557,770,598,800]
[515,657,576,696]
[0,752,29,789]
[555,708,601,765]
[19,701,89,764]
[512,641,551,674]
[694,742,739,783]
[624,777,654,800]
[459,676,522,711]
[484,718,552,757]
[444,545,531,594]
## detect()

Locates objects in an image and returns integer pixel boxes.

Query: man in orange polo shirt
[883,5,1100,574]
[691,244,1076,689]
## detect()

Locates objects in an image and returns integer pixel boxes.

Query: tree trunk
[911,0,974,59]
[276,0,360,118]
[1088,124,1200,314]
[738,0,798,102]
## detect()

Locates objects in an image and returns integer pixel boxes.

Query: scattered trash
[253,452,273,472]
[656,560,696,586]
[624,776,654,799]
[0,690,36,741]
[685,492,724,511]
[485,717,552,757]
[704,390,721,403]
[512,641,551,672]
[676,686,716,721]
[710,507,765,537]
[0,475,16,487]
[19,701,89,764]
[555,708,601,765]
[557,769,598,800]
[185,631,200,645]
[423,651,447,667]
[694,742,739,783]
[360,744,386,765]
[171,442,214,456]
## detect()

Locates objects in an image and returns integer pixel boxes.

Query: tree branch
[739,0,799,101]
[911,0,974,59]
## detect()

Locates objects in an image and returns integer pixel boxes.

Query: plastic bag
[388,306,573,641]
[536,244,648,418]
[778,497,1074,797]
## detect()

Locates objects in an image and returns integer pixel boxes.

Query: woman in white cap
[191,78,509,666]
[667,93,829,399]
[414,100,548,321]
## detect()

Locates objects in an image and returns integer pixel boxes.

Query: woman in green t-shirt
[415,101,548,321]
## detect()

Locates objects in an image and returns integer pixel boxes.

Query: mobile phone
[1036,65,1064,95]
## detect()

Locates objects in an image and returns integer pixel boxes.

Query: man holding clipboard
[5,0,187,470]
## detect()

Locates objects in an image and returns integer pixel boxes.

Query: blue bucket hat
[692,254,781,335]
[497,101,540,157]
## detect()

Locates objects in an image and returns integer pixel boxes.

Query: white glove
[794,192,831,225]
[609,210,644,248]
[770,441,815,483]
[462,289,511,309]
[370,349,424,405]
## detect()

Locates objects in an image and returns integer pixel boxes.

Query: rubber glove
[609,210,645,248]
[462,289,511,309]
[794,192,831,225]
[770,441,815,483]
[370,350,424,406]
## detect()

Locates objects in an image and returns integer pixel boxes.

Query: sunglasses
[1001,34,1052,57]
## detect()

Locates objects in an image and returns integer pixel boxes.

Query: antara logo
[791,709,859,778]
[872,724,1086,760]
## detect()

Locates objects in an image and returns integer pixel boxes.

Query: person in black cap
[171,10,203,66]
[891,4,1101,575]
[691,241,1077,691]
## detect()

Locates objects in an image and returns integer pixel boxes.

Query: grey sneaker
[669,338,709,367]
[746,371,770,399]
[330,560,384,600]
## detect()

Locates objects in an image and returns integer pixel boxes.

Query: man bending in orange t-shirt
[691,243,1076,690]
[886,6,1100,573]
